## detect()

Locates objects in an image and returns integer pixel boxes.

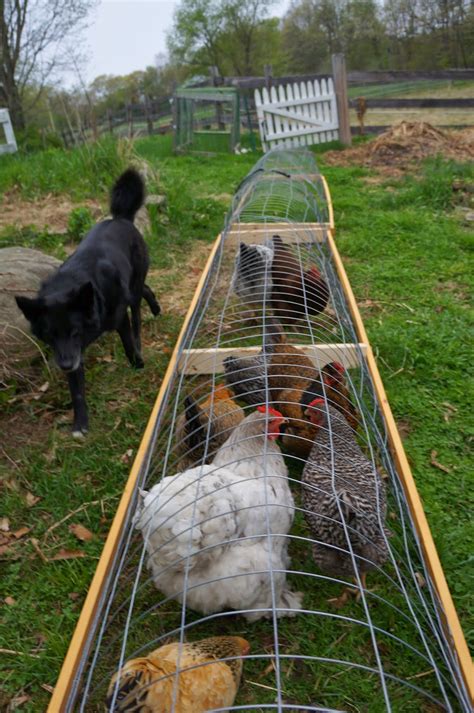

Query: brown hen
[106,635,250,712]
[274,362,360,459]
[271,235,329,323]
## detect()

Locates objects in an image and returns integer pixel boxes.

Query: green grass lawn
[0,136,472,710]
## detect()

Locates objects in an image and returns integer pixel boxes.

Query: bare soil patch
[0,191,103,233]
[325,122,474,175]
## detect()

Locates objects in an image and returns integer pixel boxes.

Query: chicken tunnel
[49,149,473,712]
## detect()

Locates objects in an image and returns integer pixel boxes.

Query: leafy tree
[0,0,96,129]
[341,0,388,69]
[281,0,344,73]
[168,0,226,73]
[167,0,282,76]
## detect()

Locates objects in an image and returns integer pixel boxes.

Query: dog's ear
[15,295,42,322]
[70,282,95,314]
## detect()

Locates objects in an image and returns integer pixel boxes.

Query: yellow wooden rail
[327,228,474,704]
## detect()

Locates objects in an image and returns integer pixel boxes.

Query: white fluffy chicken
[136,406,302,621]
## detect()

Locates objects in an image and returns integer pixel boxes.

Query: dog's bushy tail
[110,168,145,222]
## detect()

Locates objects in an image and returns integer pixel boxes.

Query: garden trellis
[50,149,472,712]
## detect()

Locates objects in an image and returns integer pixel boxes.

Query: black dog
[15,168,160,437]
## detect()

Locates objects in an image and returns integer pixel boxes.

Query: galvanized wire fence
[63,148,470,712]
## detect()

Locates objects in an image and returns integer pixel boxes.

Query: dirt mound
[0,192,102,233]
[324,122,474,172]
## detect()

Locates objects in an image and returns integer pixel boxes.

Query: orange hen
[175,384,244,469]
[106,636,250,712]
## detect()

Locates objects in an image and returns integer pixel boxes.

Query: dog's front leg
[117,313,144,369]
[67,365,88,437]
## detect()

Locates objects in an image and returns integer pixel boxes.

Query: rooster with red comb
[137,406,302,621]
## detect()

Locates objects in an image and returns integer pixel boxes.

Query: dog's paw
[72,429,87,439]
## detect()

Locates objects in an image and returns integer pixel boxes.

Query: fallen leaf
[44,443,57,464]
[396,419,411,440]
[50,549,86,561]
[260,659,276,677]
[120,448,134,464]
[32,381,50,400]
[0,517,10,532]
[3,478,20,492]
[415,572,427,588]
[441,402,458,423]
[9,694,31,707]
[4,596,16,605]
[25,491,41,507]
[13,526,30,539]
[430,450,452,474]
[69,523,94,542]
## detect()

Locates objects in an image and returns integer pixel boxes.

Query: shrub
[67,207,94,242]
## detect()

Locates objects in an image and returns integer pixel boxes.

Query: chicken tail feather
[183,396,208,454]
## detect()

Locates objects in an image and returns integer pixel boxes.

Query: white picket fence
[0,108,17,155]
[254,79,339,151]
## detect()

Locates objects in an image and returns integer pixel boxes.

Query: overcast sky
[80,0,292,83]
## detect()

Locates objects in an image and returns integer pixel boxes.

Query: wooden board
[178,342,367,375]
[225,222,329,245]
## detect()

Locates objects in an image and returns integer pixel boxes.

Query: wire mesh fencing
[60,148,470,712]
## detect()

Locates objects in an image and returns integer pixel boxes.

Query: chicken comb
[307,397,325,409]
[256,405,284,419]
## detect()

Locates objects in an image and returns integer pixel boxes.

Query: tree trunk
[0,5,26,131]
[2,76,26,130]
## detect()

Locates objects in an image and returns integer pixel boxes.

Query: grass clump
[67,206,95,242]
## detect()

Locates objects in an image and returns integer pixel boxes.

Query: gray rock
[0,247,61,377]
[135,195,167,235]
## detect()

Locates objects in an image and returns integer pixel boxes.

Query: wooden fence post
[331,53,352,146]
[145,99,153,135]
[171,81,179,151]
[210,66,225,131]
[264,64,273,90]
